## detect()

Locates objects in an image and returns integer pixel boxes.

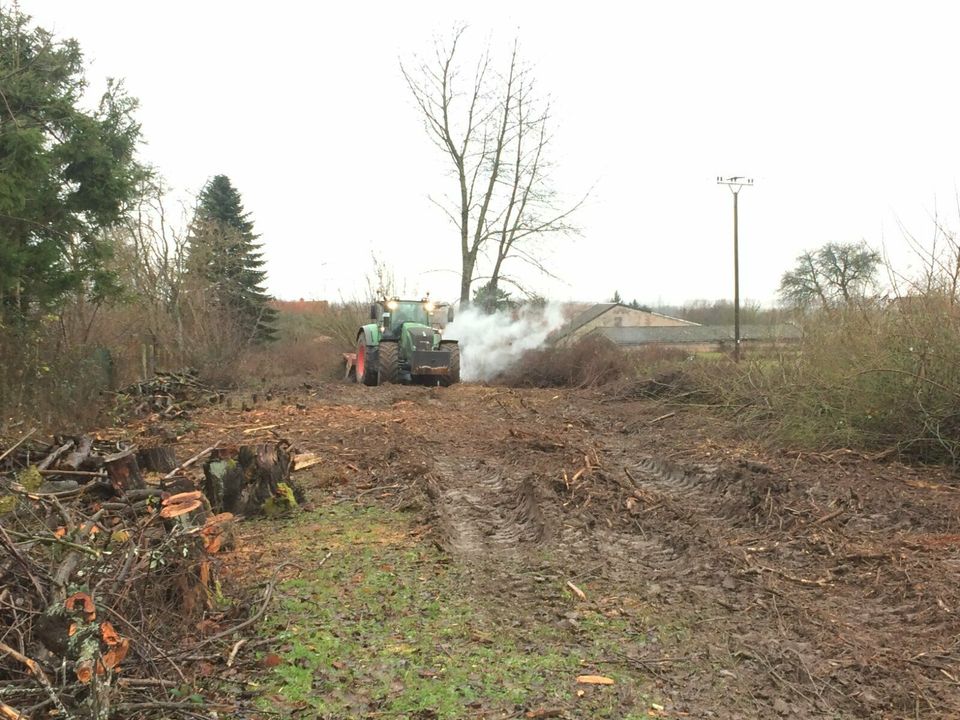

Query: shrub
[494,336,636,388]
[680,296,960,464]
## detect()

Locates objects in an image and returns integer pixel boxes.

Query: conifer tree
[0,7,143,325]
[187,175,276,342]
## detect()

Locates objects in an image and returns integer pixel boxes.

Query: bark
[137,447,178,474]
[103,450,146,493]
[62,436,95,471]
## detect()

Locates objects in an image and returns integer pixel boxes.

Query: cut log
[37,439,74,471]
[137,446,178,474]
[103,449,146,493]
[62,435,94,471]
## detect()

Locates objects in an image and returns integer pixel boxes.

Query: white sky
[21,0,960,306]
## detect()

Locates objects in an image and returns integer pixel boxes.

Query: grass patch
[244,503,665,719]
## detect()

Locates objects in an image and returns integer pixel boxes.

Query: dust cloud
[442,304,566,382]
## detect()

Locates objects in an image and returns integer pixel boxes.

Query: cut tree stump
[137,447,178,474]
[103,450,146,493]
[203,442,302,515]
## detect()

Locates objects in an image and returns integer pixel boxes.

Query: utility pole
[716,176,753,362]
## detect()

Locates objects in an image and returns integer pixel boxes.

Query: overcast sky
[22,1,960,306]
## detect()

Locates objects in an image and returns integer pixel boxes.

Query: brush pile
[0,430,304,719]
[116,369,225,420]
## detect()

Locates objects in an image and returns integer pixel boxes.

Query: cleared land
[149,381,960,719]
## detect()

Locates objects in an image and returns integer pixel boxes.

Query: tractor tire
[440,341,460,386]
[355,337,379,386]
[379,341,400,384]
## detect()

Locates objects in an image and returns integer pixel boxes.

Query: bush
[495,336,636,388]
[680,296,960,464]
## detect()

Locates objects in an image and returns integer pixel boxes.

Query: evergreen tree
[473,282,516,313]
[0,8,143,324]
[610,290,623,304]
[187,175,276,342]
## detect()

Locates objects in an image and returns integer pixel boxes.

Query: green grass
[243,503,665,719]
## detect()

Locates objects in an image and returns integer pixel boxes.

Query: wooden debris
[293,452,322,471]
[576,674,615,685]
[116,368,224,419]
[566,581,587,601]
[1,431,302,716]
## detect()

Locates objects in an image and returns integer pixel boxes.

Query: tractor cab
[376,298,433,338]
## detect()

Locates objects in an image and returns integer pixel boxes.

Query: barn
[556,303,697,346]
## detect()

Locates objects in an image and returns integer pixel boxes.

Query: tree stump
[137,447,178,474]
[103,450,146,493]
[202,442,301,515]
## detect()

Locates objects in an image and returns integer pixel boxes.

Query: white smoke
[442,303,567,382]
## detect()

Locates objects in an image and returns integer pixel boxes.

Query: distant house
[587,324,803,353]
[556,303,697,346]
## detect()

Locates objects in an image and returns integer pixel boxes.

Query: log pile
[0,430,305,719]
[116,369,224,420]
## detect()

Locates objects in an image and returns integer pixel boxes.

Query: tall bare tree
[779,241,880,309]
[401,28,583,306]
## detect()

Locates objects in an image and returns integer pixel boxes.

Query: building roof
[565,303,698,334]
[591,324,803,345]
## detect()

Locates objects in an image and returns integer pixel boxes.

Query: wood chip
[566,581,587,601]
[243,424,278,434]
[576,674,614,685]
[293,452,322,471]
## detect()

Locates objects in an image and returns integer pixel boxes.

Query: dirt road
[195,382,960,718]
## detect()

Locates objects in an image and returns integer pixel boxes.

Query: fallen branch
[226,638,247,668]
[163,443,218,481]
[811,508,845,525]
[0,640,73,719]
[0,428,37,464]
[0,700,24,720]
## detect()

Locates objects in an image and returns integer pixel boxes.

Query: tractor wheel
[440,341,460,386]
[355,337,379,386]
[379,341,400,384]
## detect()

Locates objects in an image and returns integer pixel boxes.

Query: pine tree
[0,8,143,325]
[187,176,277,342]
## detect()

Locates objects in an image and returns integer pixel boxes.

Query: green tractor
[354,298,460,386]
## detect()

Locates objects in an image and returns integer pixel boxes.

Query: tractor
[353,297,460,386]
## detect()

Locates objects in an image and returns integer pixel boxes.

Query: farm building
[588,324,803,353]
[556,303,697,346]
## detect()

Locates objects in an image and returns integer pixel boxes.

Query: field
[141,379,960,719]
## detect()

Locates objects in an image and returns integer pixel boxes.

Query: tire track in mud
[428,458,550,557]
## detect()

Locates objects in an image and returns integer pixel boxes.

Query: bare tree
[779,241,880,309]
[107,176,191,373]
[892,204,960,304]
[401,28,583,306]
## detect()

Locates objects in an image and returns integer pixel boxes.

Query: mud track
[182,383,960,718]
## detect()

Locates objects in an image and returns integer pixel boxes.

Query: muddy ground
[153,381,960,718]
